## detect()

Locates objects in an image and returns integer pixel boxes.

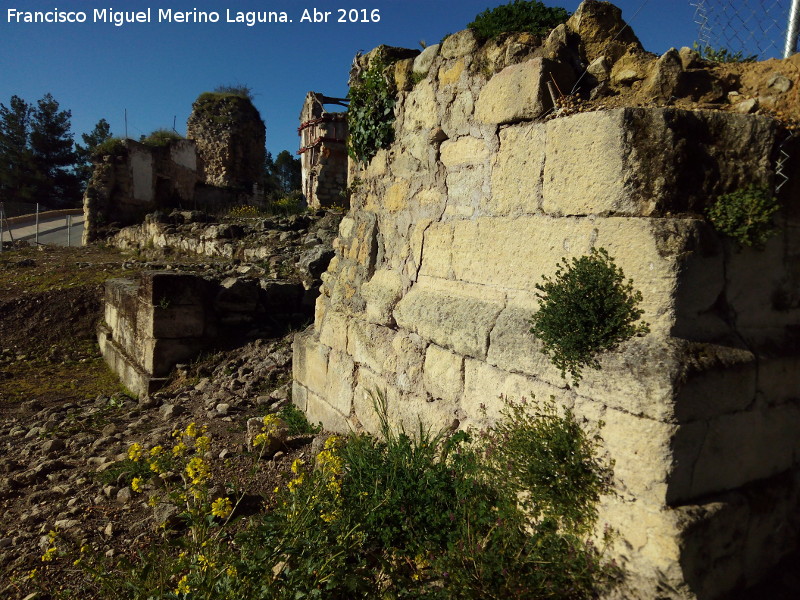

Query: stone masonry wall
[82,139,198,244]
[292,16,800,600]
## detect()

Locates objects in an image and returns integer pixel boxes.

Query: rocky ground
[0,212,341,599]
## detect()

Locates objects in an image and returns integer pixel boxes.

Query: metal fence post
[786,0,800,57]
[35,203,40,244]
[0,203,4,254]
[67,215,72,247]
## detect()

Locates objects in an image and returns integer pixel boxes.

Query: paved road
[1,213,85,247]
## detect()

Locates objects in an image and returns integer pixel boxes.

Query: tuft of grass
[468,0,570,41]
[277,402,321,435]
[141,129,183,147]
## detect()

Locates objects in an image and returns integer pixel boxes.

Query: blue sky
[0,0,777,156]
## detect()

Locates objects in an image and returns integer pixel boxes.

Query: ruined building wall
[292,15,800,600]
[82,139,198,244]
[186,93,266,192]
[299,92,349,208]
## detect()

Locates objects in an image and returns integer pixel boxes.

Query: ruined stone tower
[186,91,266,192]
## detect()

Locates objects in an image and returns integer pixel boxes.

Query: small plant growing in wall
[347,55,396,163]
[706,184,779,249]
[530,248,649,385]
[468,0,570,41]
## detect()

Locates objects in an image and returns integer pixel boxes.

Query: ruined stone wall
[299,92,349,209]
[82,140,199,244]
[187,93,266,192]
[100,271,308,397]
[292,15,800,600]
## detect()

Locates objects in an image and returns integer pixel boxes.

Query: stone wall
[299,92,349,209]
[100,271,307,397]
[187,93,266,192]
[292,13,800,600]
[82,139,198,243]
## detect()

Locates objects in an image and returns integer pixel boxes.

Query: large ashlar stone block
[688,402,800,499]
[401,80,438,132]
[293,328,330,398]
[347,318,397,375]
[423,344,464,403]
[394,277,506,359]
[325,350,356,415]
[417,222,453,280]
[304,386,350,433]
[352,366,397,433]
[461,358,567,425]
[145,304,206,339]
[444,165,487,216]
[440,136,491,168]
[443,216,712,335]
[542,108,780,216]
[318,309,349,352]
[475,57,573,124]
[488,123,546,216]
[362,269,404,325]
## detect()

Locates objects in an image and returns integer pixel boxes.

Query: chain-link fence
[690,0,800,60]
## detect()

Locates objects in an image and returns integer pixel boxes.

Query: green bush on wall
[530,248,649,385]
[347,56,396,163]
[706,184,779,249]
[468,0,570,41]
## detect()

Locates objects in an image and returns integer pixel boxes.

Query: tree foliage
[264,149,301,197]
[0,96,36,204]
[75,118,112,188]
[29,94,81,207]
[0,93,85,207]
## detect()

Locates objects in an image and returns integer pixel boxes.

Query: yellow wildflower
[27,568,37,579]
[149,460,162,474]
[175,574,190,595]
[149,445,164,457]
[211,497,233,519]
[41,546,57,562]
[148,494,160,507]
[184,422,198,438]
[172,442,187,457]
[195,435,211,454]
[324,435,342,450]
[226,565,238,578]
[131,477,143,493]
[127,443,143,462]
[321,510,340,523]
[287,474,304,493]
[198,553,214,572]
[186,456,210,485]
[291,458,304,474]
[252,432,268,447]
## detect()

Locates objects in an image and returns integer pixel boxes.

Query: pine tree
[0,95,36,205]
[29,93,80,207]
[273,150,301,193]
[75,118,112,189]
